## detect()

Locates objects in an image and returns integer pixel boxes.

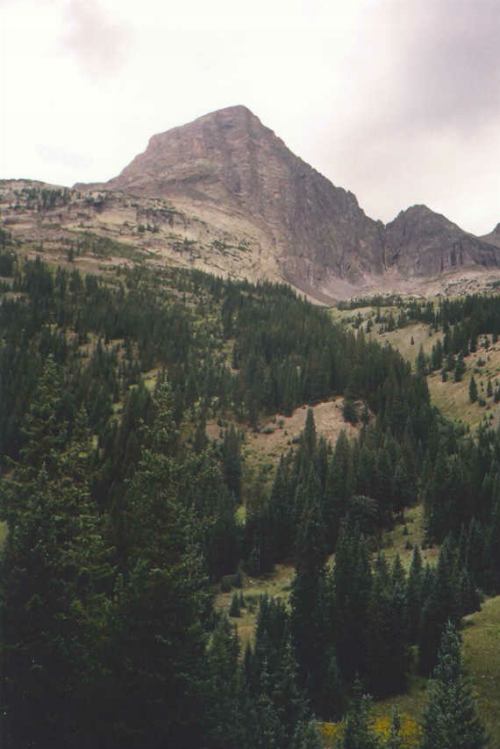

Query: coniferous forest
[0,252,497,748]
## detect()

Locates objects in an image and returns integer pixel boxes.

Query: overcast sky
[1,0,499,234]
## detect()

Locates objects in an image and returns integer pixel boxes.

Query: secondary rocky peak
[385,204,499,276]
[481,222,500,249]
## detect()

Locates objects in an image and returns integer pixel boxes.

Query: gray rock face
[100,106,385,283]
[80,106,500,292]
[481,223,500,249]
[384,205,500,277]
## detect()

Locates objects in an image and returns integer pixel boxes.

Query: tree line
[0,256,493,747]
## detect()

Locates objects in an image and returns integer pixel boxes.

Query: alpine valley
[1,107,500,749]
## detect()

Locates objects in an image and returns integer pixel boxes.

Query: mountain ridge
[74,105,500,299]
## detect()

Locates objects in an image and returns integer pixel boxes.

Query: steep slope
[76,106,500,298]
[1,107,495,301]
[481,223,500,248]
[384,205,500,277]
[85,105,385,290]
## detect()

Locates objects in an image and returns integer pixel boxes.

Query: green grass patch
[70,231,145,262]
[0,521,7,549]
[373,323,440,366]
[376,595,500,746]
[215,563,294,648]
[381,505,438,568]
[463,595,500,747]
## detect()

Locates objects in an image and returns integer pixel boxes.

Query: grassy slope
[215,563,295,648]
[334,303,500,431]
[462,596,500,746]
[374,596,500,748]
[215,505,433,648]
[379,322,500,429]
[349,308,500,744]
[218,494,500,745]
[382,504,439,568]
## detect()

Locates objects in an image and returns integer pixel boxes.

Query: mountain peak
[198,104,256,119]
[481,222,500,249]
[93,106,386,290]
[74,107,500,298]
[392,204,451,224]
[154,104,265,139]
[385,203,499,276]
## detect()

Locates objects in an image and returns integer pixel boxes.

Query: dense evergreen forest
[0,252,495,748]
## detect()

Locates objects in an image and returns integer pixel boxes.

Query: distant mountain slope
[75,105,500,298]
[384,205,500,276]
[481,223,500,249]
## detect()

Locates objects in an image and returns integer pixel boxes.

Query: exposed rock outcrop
[83,106,386,287]
[384,205,500,277]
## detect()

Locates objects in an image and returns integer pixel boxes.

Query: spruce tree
[420,622,488,749]
[469,376,478,403]
[416,346,427,377]
[291,721,323,749]
[406,546,423,643]
[454,353,466,382]
[340,681,380,749]
[205,616,246,749]
[333,521,372,682]
[290,467,330,710]
[107,381,211,749]
[269,454,294,560]
[0,369,111,748]
[367,555,409,696]
[302,407,317,457]
[386,709,404,749]
[221,424,242,501]
[229,591,241,617]
[418,540,460,675]
[324,431,352,548]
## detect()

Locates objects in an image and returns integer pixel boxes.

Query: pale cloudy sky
[0,0,499,234]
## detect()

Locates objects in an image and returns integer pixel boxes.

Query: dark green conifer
[418,540,460,675]
[221,424,242,501]
[339,681,380,749]
[406,546,423,643]
[1,370,111,748]
[205,616,245,749]
[469,375,478,403]
[229,592,241,617]
[291,721,323,749]
[386,709,403,749]
[421,622,488,749]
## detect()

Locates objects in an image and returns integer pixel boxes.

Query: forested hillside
[0,249,497,748]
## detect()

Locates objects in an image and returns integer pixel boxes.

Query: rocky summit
[83,105,387,298]
[4,106,500,302]
[76,105,500,300]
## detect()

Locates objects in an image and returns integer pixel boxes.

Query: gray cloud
[395,0,500,132]
[61,0,132,78]
[312,0,500,233]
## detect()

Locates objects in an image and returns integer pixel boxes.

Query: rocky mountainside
[3,106,499,301]
[77,105,500,299]
[81,105,386,297]
[384,205,500,276]
[482,223,500,249]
